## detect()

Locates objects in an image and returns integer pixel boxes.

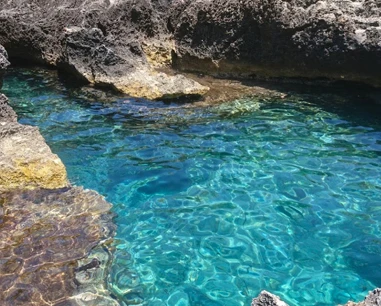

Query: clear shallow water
[4,68,381,306]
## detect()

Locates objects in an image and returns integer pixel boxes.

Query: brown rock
[0,94,17,122]
[0,187,117,306]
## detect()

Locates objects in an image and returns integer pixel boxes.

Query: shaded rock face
[171,0,381,86]
[0,93,16,122]
[0,45,10,89]
[1,0,380,96]
[0,187,117,306]
[0,122,68,190]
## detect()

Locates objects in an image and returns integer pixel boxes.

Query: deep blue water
[3,68,381,306]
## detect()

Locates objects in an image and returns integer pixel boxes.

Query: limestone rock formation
[251,291,289,306]
[0,0,208,100]
[0,122,68,190]
[0,45,10,89]
[171,0,381,86]
[0,93,16,122]
[1,0,379,94]
[0,187,117,306]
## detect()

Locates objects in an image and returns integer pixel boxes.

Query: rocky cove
[1,1,381,306]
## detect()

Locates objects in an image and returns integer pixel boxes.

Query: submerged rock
[342,288,381,306]
[0,187,117,306]
[0,122,68,190]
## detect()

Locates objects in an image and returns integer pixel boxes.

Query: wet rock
[0,187,117,306]
[0,122,68,190]
[0,94,17,122]
[251,290,289,306]
[342,288,381,306]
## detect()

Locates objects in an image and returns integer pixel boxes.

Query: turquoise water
[3,68,381,306]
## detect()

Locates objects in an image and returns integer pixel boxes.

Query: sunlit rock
[0,122,68,190]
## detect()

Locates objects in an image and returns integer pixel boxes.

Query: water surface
[4,68,381,305]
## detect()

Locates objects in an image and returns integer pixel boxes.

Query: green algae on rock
[0,187,117,306]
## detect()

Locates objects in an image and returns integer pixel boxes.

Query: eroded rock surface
[171,0,381,86]
[0,93,16,122]
[0,45,10,89]
[0,0,208,100]
[1,0,379,95]
[0,122,68,190]
[0,187,117,306]
[251,291,289,306]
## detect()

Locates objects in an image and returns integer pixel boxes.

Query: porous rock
[0,187,117,306]
[251,290,289,306]
[0,94,17,122]
[170,0,381,86]
[2,0,380,92]
[0,44,10,89]
[0,122,68,190]
[0,0,208,100]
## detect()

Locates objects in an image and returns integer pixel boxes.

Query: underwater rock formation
[0,187,117,306]
[342,288,381,306]
[0,0,380,92]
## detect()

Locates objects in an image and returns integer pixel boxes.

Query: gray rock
[1,0,379,92]
[0,44,10,89]
[252,290,289,306]
[0,0,208,100]
[0,94,17,122]
[170,0,381,86]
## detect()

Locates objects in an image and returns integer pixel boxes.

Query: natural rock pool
[4,68,381,306]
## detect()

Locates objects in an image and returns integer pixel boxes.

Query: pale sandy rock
[0,122,68,190]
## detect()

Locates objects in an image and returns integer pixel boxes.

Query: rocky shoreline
[0,0,381,305]
[0,0,380,102]
[0,46,119,305]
